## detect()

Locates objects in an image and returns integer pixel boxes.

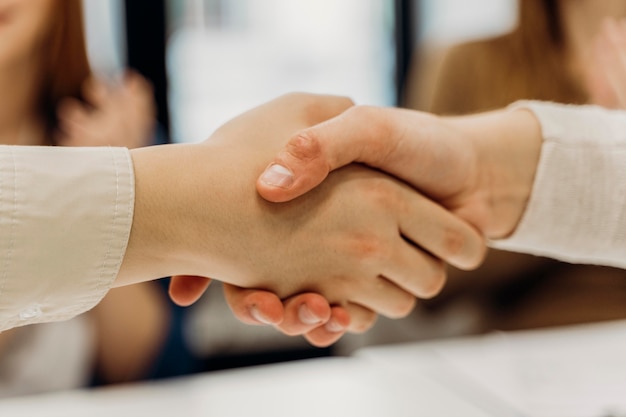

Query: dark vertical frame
[394,0,418,106]
[124,0,170,141]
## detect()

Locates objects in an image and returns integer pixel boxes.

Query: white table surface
[4,320,626,417]
[0,357,496,416]
[358,319,626,417]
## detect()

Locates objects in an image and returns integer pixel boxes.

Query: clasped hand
[134,93,492,347]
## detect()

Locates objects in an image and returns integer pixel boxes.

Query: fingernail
[324,319,344,333]
[298,304,322,325]
[260,164,294,188]
[250,305,274,325]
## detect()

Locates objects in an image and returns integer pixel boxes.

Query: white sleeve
[491,101,626,269]
[0,146,134,332]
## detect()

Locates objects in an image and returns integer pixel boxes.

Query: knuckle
[286,130,324,162]
[366,177,402,210]
[347,234,391,264]
[442,227,468,260]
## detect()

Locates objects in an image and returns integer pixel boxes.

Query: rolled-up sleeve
[492,102,626,269]
[0,146,134,331]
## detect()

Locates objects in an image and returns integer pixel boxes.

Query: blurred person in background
[403,0,626,332]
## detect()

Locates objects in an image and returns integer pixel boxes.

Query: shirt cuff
[491,101,626,269]
[0,146,134,331]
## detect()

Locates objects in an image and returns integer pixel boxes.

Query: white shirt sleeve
[0,146,134,332]
[491,101,626,269]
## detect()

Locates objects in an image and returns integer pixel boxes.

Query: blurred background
[74,0,526,378]
[8,0,626,399]
[83,0,517,143]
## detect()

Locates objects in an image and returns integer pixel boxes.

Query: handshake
[121,93,544,347]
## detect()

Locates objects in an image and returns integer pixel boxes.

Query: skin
[0,0,170,380]
[254,106,542,240]
[156,0,626,344]
[0,0,353,349]
[559,0,626,99]
[176,105,543,338]
[120,93,487,326]
[587,17,626,108]
[57,72,157,148]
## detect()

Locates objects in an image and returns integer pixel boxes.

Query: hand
[223,285,353,347]
[120,94,486,335]
[56,71,156,148]
[586,18,626,109]
[256,105,543,240]
[169,277,352,347]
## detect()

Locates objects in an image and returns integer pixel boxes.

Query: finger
[396,189,486,270]
[382,242,447,299]
[123,70,152,93]
[222,284,283,326]
[56,98,99,146]
[256,106,467,203]
[57,98,87,122]
[342,302,377,334]
[82,76,111,107]
[169,275,212,306]
[274,293,332,336]
[123,71,156,109]
[303,306,350,347]
[349,276,417,319]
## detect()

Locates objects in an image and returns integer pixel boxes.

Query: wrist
[450,109,542,239]
[483,109,542,238]
[118,141,269,288]
[118,144,203,285]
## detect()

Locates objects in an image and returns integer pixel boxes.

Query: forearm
[119,143,246,286]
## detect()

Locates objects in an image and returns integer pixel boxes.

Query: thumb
[169,275,212,306]
[256,106,467,203]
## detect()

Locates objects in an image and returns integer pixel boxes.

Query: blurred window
[166,0,395,143]
[82,0,127,78]
[419,0,517,46]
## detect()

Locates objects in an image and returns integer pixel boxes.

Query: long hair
[40,0,91,141]
[422,0,587,114]
[517,0,562,46]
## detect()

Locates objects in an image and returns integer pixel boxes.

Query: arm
[0,94,485,334]
[257,101,626,268]
[122,93,485,308]
[57,78,352,346]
